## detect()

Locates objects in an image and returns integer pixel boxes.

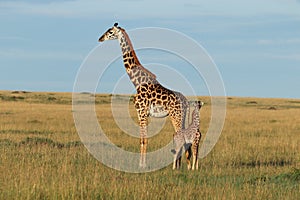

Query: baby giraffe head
[98,22,121,42]
[192,100,204,110]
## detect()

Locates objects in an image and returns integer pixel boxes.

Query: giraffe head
[98,23,121,42]
[192,100,204,110]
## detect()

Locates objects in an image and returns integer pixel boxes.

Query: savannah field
[0,90,299,199]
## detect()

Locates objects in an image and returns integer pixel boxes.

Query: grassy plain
[0,90,299,199]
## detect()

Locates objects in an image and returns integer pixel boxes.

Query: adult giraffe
[98,23,189,169]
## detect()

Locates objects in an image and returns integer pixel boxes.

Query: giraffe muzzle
[98,36,105,42]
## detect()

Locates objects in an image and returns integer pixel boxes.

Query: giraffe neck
[118,29,156,88]
[118,30,138,62]
[184,108,200,142]
[191,108,200,128]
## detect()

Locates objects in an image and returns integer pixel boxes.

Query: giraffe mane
[120,28,157,79]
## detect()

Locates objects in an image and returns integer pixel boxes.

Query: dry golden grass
[0,90,299,199]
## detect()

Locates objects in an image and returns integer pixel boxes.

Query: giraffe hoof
[139,160,147,168]
[139,164,146,168]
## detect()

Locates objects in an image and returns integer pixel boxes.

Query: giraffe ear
[199,101,204,107]
[114,22,118,27]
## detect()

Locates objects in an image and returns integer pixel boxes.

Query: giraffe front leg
[134,97,149,168]
[172,136,184,170]
[195,132,202,170]
[193,144,199,170]
[191,145,197,170]
[139,124,148,168]
[173,147,182,170]
[192,132,201,170]
[137,108,148,168]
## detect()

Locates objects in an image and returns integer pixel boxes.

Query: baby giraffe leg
[191,146,197,170]
[173,147,183,170]
[192,132,201,170]
[172,134,184,170]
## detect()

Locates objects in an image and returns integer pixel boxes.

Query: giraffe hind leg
[139,137,147,168]
[137,112,148,168]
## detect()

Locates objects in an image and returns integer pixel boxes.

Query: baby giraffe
[172,100,204,170]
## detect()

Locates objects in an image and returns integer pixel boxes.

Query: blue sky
[1,0,300,98]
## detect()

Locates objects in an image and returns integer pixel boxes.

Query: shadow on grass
[247,168,300,185]
[0,137,83,149]
[239,160,293,168]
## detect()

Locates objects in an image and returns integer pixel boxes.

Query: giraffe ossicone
[98,23,191,169]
